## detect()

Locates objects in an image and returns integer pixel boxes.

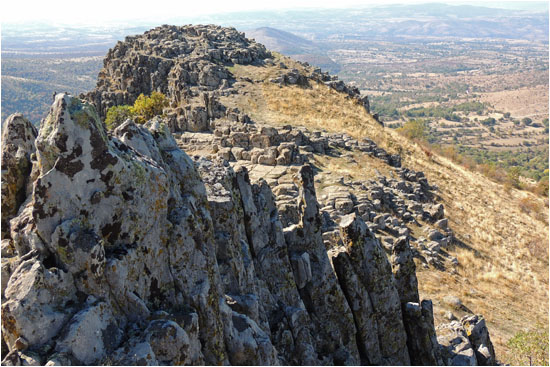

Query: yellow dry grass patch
[391,130,549,358]
[260,81,387,144]
[313,149,395,181]
[221,59,549,360]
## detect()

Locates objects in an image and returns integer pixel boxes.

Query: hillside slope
[1,24,547,365]
[219,53,549,358]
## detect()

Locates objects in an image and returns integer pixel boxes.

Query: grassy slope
[220,55,549,359]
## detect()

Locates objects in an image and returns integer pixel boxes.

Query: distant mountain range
[244,27,341,73]
[2,3,547,122]
[2,3,548,56]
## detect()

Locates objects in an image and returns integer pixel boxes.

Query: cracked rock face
[1,114,37,240]
[2,24,498,366]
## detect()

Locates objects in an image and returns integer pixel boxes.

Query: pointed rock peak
[42,93,105,136]
[36,93,109,175]
[1,113,38,239]
[145,117,178,151]
[339,213,371,246]
[1,113,37,148]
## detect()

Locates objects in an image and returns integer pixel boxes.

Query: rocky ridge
[1,25,496,365]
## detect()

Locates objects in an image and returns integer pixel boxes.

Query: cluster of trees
[105,92,168,130]
[405,101,487,122]
[396,119,431,141]
[370,96,492,125]
[370,93,452,121]
[457,145,549,182]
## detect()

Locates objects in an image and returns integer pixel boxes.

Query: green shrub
[506,327,549,366]
[535,174,549,197]
[103,91,168,129]
[397,119,429,142]
[131,91,168,124]
[522,117,533,126]
[481,117,496,126]
[105,105,134,130]
[506,166,522,189]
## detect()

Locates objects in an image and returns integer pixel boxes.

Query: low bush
[397,119,429,142]
[506,327,549,366]
[104,91,168,130]
[131,91,168,124]
[105,105,133,130]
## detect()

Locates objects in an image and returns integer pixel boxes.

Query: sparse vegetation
[480,117,496,126]
[396,119,430,141]
[404,105,462,122]
[506,327,549,366]
[131,92,168,124]
[105,105,133,130]
[104,92,168,130]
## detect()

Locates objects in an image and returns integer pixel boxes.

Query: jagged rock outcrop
[1,114,37,240]
[2,95,227,365]
[84,25,269,121]
[84,24,371,130]
[437,315,496,366]
[461,315,497,366]
[2,24,499,366]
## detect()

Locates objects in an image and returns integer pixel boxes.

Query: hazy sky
[2,0,547,24]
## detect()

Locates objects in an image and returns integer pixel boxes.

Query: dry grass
[220,59,549,360]
[261,81,380,136]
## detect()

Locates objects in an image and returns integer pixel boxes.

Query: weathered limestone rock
[391,236,420,304]
[284,165,360,365]
[2,349,43,366]
[329,246,382,365]
[462,315,496,366]
[437,315,496,366]
[145,319,202,365]
[85,25,269,120]
[437,321,478,366]
[219,301,279,365]
[54,301,122,365]
[110,310,203,365]
[338,213,410,365]
[240,173,318,365]
[195,158,258,300]
[2,94,228,365]
[2,256,77,350]
[402,300,443,366]
[390,236,441,365]
[1,114,37,239]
